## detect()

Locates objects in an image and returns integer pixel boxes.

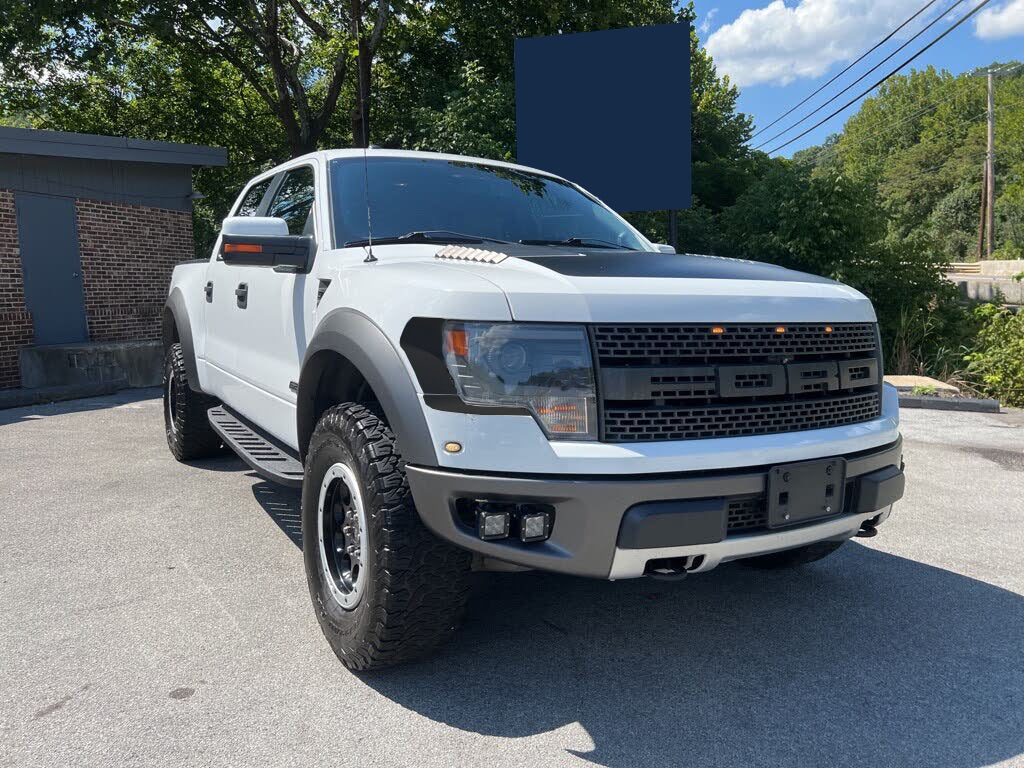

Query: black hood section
[512,250,836,284]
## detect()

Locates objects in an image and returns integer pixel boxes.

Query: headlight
[442,321,598,440]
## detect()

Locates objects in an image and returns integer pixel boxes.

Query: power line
[806,62,1020,157]
[883,152,984,185]
[762,0,995,156]
[857,94,1024,184]
[750,0,943,140]
[837,86,977,151]
[753,0,969,151]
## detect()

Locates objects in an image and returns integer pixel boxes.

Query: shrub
[990,242,1024,261]
[965,304,1024,406]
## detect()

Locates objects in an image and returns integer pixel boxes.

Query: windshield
[329,157,650,251]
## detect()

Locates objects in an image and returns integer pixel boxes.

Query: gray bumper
[406,437,904,579]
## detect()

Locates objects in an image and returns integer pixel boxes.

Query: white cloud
[975,0,1024,39]
[699,8,719,36]
[705,0,952,87]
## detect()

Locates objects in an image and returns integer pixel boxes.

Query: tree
[825,64,1024,259]
[408,61,515,161]
[0,0,395,156]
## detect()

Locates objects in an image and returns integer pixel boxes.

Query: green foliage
[408,61,515,161]
[966,304,1024,405]
[719,161,882,272]
[930,183,982,261]
[830,64,1024,259]
[0,0,396,156]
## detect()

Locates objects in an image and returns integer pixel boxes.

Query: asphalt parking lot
[1,390,1022,768]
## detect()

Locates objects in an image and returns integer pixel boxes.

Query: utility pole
[978,160,988,261]
[977,63,1023,258]
[985,69,995,259]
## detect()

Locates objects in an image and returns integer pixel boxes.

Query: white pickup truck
[162,149,905,670]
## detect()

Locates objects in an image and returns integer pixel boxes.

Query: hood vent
[434,245,508,264]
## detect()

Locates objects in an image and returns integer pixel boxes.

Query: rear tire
[163,343,223,461]
[302,403,471,671]
[740,539,846,569]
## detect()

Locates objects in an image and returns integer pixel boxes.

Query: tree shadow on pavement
[359,542,1024,768]
[0,387,161,427]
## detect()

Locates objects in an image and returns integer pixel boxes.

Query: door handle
[205,281,213,302]
[235,282,248,309]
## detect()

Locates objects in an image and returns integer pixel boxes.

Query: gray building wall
[0,154,196,212]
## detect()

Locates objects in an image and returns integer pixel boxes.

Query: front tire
[740,539,846,569]
[302,403,471,670]
[163,343,223,461]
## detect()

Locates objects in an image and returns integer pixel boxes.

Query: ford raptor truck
[162,149,905,670]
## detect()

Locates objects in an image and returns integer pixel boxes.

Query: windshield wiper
[518,237,635,251]
[344,230,511,248]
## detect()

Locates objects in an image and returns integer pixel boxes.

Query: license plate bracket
[767,458,846,528]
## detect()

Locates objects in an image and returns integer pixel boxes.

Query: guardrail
[945,262,982,275]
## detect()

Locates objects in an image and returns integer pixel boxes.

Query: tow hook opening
[644,555,703,580]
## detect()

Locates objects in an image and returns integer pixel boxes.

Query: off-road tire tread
[741,539,846,569]
[164,343,223,461]
[305,403,471,671]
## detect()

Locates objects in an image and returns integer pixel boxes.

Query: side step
[208,406,304,488]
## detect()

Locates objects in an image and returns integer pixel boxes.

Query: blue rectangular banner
[515,24,691,213]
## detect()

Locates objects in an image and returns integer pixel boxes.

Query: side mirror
[219,216,311,270]
[654,243,677,254]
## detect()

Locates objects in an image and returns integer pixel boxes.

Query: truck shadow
[357,543,1024,768]
[250,479,302,547]
[242,483,1024,767]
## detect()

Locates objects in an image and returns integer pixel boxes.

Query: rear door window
[267,166,316,236]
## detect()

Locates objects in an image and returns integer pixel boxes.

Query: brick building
[0,128,226,390]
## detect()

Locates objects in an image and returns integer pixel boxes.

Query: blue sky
[694,0,1024,155]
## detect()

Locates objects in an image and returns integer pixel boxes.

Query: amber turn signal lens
[223,242,262,253]
[824,325,834,333]
[444,328,470,357]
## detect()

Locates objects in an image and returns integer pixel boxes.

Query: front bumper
[406,437,904,579]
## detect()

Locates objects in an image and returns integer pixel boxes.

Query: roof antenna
[356,10,376,264]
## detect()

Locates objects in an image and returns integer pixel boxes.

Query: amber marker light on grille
[223,242,262,253]
[775,326,787,333]
[711,326,725,334]
[824,325,834,333]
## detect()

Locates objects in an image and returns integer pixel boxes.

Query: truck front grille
[592,323,878,363]
[592,323,882,443]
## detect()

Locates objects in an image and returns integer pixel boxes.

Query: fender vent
[435,245,508,264]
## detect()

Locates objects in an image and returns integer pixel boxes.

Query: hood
[377,244,875,324]
[441,247,875,324]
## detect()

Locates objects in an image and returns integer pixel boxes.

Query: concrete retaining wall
[19,340,163,389]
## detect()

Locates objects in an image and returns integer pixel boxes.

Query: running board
[208,406,304,488]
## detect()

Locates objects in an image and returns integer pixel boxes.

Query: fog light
[475,502,511,540]
[517,507,552,543]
